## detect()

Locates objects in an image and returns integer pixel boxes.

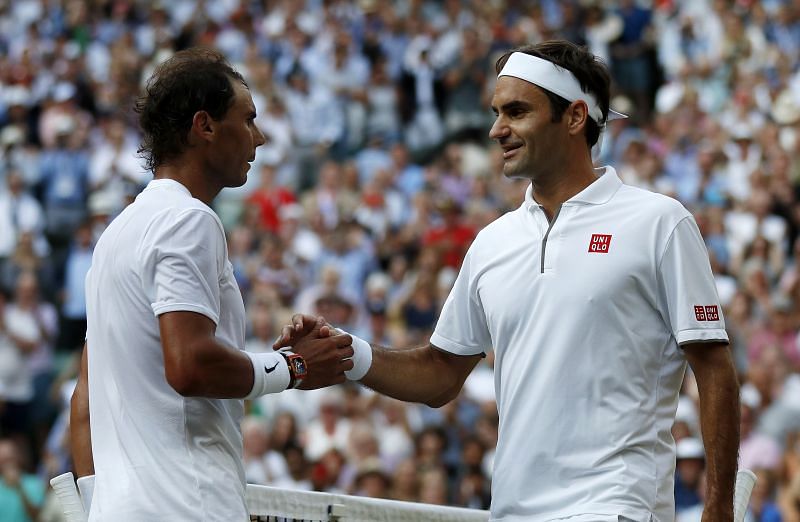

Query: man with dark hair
[280,40,740,521]
[71,48,354,520]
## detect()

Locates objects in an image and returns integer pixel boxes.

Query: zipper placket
[540,205,562,273]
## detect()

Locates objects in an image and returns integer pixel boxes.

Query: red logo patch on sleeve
[694,305,706,321]
[588,234,612,253]
[694,305,719,321]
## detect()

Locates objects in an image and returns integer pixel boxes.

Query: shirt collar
[144,178,192,197]
[524,166,622,210]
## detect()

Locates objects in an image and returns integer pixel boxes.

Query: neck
[154,156,220,205]
[530,155,597,219]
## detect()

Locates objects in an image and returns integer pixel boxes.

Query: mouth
[501,143,523,159]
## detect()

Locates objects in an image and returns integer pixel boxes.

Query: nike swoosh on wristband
[264,362,279,374]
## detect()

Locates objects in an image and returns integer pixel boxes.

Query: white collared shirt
[85,179,248,521]
[431,167,727,522]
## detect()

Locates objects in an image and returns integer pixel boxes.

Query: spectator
[242,415,290,486]
[37,113,90,245]
[88,115,148,217]
[56,220,93,353]
[245,163,297,235]
[0,169,47,262]
[674,437,705,514]
[0,437,45,522]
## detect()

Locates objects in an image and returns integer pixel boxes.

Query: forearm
[167,337,255,398]
[360,344,480,407]
[70,345,94,477]
[686,343,740,519]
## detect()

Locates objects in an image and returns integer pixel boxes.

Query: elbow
[165,365,199,397]
[424,396,454,409]
[423,385,461,408]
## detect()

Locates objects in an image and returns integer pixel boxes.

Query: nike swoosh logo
[264,362,279,374]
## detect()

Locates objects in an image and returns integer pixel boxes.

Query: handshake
[267,313,373,391]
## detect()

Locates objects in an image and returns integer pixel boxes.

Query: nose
[254,125,267,147]
[489,116,508,141]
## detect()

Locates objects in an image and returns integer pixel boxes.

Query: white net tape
[246,484,490,522]
[51,474,489,522]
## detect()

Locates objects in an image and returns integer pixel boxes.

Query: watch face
[292,358,307,377]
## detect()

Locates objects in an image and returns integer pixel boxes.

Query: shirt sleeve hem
[676,329,729,345]
[430,332,486,356]
[151,302,219,325]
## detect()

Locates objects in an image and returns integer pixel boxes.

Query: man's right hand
[273,314,333,349]
[276,315,354,390]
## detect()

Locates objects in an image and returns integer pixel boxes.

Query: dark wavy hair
[495,40,611,149]
[135,47,246,172]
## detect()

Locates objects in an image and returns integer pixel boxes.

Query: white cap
[676,437,705,460]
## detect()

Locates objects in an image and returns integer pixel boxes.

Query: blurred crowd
[1,0,800,520]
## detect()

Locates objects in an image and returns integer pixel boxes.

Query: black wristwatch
[280,351,307,389]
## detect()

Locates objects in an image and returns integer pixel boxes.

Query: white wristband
[77,474,95,514]
[344,333,373,381]
[243,351,291,399]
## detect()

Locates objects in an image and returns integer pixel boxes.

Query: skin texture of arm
[683,342,740,522]
[276,314,482,407]
[360,344,482,407]
[69,344,94,477]
[159,311,354,397]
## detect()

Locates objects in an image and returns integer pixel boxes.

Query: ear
[566,100,589,137]
[188,111,215,145]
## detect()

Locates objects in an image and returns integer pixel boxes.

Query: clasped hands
[272,313,353,390]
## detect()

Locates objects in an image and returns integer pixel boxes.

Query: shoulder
[472,208,523,247]
[461,208,525,267]
[132,193,226,258]
[614,183,694,237]
[616,183,691,221]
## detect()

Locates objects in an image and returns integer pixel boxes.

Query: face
[489,76,567,181]
[210,80,266,188]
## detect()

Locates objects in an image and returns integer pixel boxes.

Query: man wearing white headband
[279,40,739,522]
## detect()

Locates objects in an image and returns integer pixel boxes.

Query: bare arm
[159,311,354,397]
[683,342,740,522]
[70,344,94,477]
[361,343,482,407]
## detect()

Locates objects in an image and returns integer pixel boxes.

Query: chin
[502,163,529,180]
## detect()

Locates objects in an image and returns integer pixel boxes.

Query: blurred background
[0,0,799,520]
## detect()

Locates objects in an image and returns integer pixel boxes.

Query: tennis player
[281,40,740,521]
[70,48,354,521]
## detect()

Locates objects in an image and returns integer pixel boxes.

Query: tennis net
[246,484,490,521]
[51,473,490,522]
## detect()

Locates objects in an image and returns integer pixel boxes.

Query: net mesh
[245,484,490,522]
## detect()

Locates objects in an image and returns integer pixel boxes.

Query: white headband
[497,52,628,158]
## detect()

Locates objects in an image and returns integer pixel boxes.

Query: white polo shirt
[85,179,248,521]
[431,167,727,522]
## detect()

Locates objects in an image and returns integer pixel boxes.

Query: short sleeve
[430,248,492,355]
[657,216,729,345]
[140,208,225,324]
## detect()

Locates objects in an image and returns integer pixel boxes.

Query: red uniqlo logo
[588,234,612,253]
[694,305,719,321]
[694,306,706,321]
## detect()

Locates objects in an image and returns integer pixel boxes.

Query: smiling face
[489,76,568,182]
[209,80,266,188]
